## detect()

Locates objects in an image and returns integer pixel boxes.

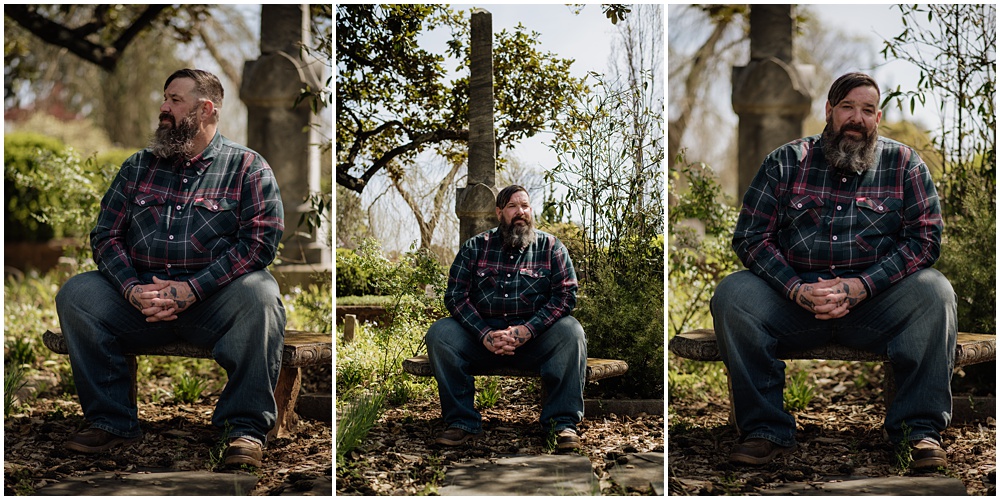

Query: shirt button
[796,203,802,208]
[832,235,838,241]
[166,264,172,269]
[140,200,146,205]
[877,206,884,211]
[168,235,175,240]
[186,161,191,166]
[831,265,837,270]
[504,294,509,298]
[842,177,848,182]
[836,205,842,210]
[176,205,182,210]
[507,273,511,277]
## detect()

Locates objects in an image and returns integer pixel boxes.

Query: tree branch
[6,5,167,72]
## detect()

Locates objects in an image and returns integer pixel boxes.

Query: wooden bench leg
[882,362,896,411]
[127,355,138,406]
[269,365,302,440]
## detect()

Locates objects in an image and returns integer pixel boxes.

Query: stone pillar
[456,8,498,245]
[241,5,326,266]
[732,5,813,199]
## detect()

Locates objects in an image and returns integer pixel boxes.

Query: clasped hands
[792,277,867,320]
[482,325,532,355]
[128,276,197,322]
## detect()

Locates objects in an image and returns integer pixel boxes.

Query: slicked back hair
[165,68,224,119]
[496,185,529,209]
[827,72,880,107]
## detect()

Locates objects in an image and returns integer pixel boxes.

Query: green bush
[336,247,377,296]
[4,133,66,241]
[288,276,334,334]
[936,170,996,334]
[576,257,664,399]
[4,132,125,243]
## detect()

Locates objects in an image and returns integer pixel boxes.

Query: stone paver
[438,454,598,496]
[608,452,664,494]
[36,470,259,496]
[761,476,968,496]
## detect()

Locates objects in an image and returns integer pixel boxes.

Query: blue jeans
[55,270,286,444]
[712,269,956,447]
[425,315,586,434]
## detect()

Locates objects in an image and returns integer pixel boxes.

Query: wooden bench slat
[669,329,995,367]
[402,355,629,382]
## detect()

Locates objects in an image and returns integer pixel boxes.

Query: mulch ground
[336,379,666,495]
[668,360,997,495]
[4,366,332,496]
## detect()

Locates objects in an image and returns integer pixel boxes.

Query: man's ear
[201,99,215,120]
[495,206,502,220]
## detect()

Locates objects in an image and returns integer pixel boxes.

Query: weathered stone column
[456,8,498,245]
[241,5,326,266]
[732,4,813,198]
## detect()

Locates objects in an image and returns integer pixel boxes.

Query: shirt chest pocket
[518,267,551,306]
[475,267,498,292]
[190,197,239,253]
[786,194,825,228]
[854,197,903,251]
[129,193,167,228]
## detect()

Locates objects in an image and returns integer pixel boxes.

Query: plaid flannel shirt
[444,228,578,341]
[91,132,284,301]
[733,134,942,299]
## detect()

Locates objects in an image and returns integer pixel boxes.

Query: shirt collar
[179,131,223,174]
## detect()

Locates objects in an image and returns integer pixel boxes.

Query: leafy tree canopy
[336,4,587,193]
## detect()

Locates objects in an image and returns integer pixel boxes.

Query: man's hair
[165,68,224,119]
[827,72,880,107]
[496,185,529,209]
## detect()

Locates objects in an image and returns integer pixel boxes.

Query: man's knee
[711,271,768,317]
[425,318,464,350]
[56,271,111,314]
[910,268,956,309]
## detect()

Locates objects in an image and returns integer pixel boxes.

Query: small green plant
[336,390,386,465]
[4,365,28,417]
[208,422,235,470]
[893,422,914,471]
[6,337,35,367]
[784,369,815,412]
[174,373,209,404]
[475,377,502,409]
[543,419,558,452]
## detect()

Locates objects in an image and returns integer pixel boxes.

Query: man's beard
[498,214,536,250]
[822,119,878,175]
[148,108,200,159]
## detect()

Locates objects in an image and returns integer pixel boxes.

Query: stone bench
[669,329,996,424]
[42,329,332,439]
[402,355,629,384]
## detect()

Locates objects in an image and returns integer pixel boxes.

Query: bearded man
[712,73,956,469]
[424,184,587,450]
[55,69,285,468]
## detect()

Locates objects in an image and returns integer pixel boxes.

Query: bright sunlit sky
[356,3,965,253]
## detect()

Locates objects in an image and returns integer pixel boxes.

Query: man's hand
[482,330,516,355]
[793,277,867,320]
[128,280,177,322]
[148,277,197,318]
[482,326,532,355]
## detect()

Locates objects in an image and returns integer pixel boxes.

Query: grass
[476,376,502,408]
[5,364,28,416]
[174,373,209,404]
[336,390,386,465]
[784,368,816,412]
[336,295,395,306]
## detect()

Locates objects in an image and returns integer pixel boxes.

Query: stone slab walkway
[760,475,968,496]
[438,452,664,495]
[35,470,260,496]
